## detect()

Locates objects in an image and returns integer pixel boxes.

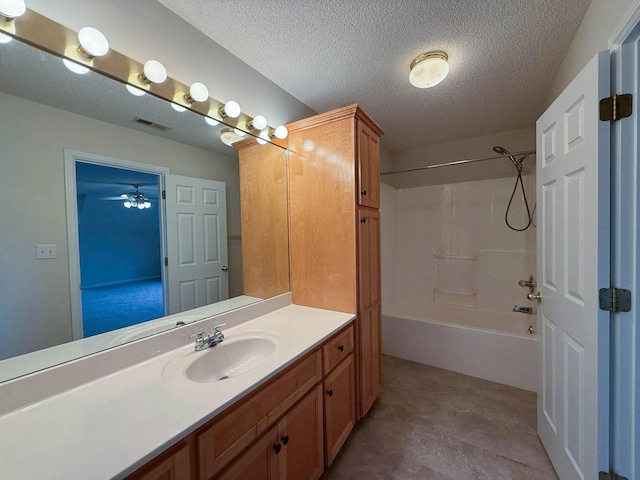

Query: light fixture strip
[5,7,288,145]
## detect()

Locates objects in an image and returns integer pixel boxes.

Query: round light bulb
[0,0,26,19]
[251,115,268,130]
[223,100,241,118]
[142,60,167,84]
[409,51,449,88]
[233,128,247,137]
[204,116,219,126]
[0,32,12,43]
[144,202,151,209]
[171,103,187,113]
[63,58,90,75]
[220,129,242,147]
[77,27,109,58]
[137,203,144,210]
[126,84,146,97]
[123,201,132,208]
[274,125,288,139]
[257,137,267,145]
[187,82,209,103]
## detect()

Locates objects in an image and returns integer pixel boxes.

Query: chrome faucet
[190,323,227,351]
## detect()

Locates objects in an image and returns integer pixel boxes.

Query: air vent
[131,117,171,132]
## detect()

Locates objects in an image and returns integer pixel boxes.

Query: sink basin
[163,334,278,383]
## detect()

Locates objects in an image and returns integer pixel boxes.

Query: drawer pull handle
[281,435,289,445]
[273,443,282,454]
[362,190,367,196]
[361,218,367,224]
[338,345,344,352]
[327,389,334,397]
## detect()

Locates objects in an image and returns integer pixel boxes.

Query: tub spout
[513,305,535,314]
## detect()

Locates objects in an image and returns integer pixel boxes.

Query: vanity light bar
[3,4,286,143]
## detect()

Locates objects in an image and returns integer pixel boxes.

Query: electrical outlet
[36,244,56,259]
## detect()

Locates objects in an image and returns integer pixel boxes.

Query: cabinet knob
[361,218,367,224]
[327,389,334,397]
[273,443,282,454]
[361,190,367,196]
[338,345,344,352]
[281,435,289,445]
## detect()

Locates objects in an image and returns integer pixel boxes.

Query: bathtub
[382,300,537,392]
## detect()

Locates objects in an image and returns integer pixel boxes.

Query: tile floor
[322,355,558,480]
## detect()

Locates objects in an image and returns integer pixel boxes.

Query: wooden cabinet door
[278,385,324,480]
[126,442,192,480]
[324,354,356,466]
[216,426,279,480]
[357,121,380,209]
[358,209,382,417]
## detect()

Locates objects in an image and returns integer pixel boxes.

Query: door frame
[608,2,640,477]
[64,149,169,340]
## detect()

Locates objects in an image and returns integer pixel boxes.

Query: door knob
[527,292,542,303]
[221,265,228,271]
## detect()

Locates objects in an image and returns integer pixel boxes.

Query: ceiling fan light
[123,201,132,208]
[409,51,449,88]
[0,0,26,20]
[144,201,151,209]
[77,27,109,58]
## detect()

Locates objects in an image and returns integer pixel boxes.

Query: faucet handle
[189,331,205,340]
[213,323,227,331]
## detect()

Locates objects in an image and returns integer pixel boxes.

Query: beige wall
[547,0,638,103]
[0,91,244,359]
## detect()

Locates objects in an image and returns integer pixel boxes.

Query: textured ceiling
[158,0,591,153]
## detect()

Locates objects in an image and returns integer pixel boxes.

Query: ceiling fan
[120,184,152,210]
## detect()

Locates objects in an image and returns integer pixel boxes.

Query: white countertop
[0,304,354,480]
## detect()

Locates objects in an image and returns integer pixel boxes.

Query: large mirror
[0,34,290,382]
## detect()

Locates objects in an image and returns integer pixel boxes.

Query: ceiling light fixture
[0,0,26,20]
[246,115,268,131]
[121,185,151,210]
[269,125,288,140]
[409,51,449,88]
[218,100,241,119]
[77,27,109,59]
[139,60,167,85]
[184,82,208,104]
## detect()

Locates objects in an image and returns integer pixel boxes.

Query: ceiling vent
[131,117,171,131]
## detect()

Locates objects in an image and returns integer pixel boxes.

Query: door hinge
[599,288,631,313]
[600,93,633,121]
[600,471,629,480]
[162,190,166,200]
[164,257,168,267]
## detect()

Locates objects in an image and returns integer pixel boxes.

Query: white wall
[547,0,637,103]
[0,91,248,360]
[386,127,535,189]
[382,175,536,317]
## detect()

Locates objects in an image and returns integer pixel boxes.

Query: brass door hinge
[162,190,166,200]
[600,94,632,121]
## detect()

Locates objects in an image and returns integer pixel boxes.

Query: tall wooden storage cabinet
[286,104,383,417]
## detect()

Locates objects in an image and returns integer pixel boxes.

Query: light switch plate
[36,244,56,259]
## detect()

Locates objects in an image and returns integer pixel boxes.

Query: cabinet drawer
[322,325,354,375]
[198,349,322,480]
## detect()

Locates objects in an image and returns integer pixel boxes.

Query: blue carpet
[82,279,165,337]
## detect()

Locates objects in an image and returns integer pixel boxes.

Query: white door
[536,51,610,479]
[165,175,229,314]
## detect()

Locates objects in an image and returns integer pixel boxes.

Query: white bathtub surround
[0,300,354,479]
[381,175,537,391]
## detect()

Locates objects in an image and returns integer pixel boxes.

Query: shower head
[493,145,522,172]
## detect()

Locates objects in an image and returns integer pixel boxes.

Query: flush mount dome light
[409,51,449,88]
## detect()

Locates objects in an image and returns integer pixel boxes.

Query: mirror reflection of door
[75,162,165,337]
